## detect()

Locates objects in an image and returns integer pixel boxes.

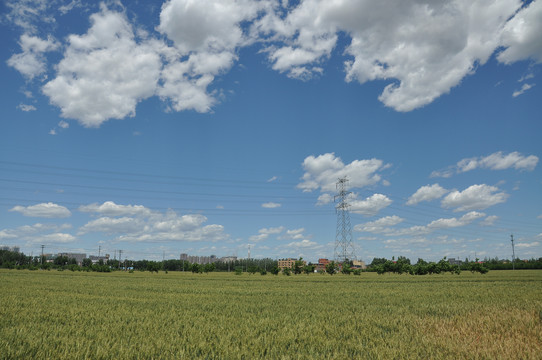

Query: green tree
[325,261,337,275]
[203,263,215,273]
[303,264,315,274]
[82,258,92,268]
[341,262,352,275]
[191,263,201,273]
[247,265,259,274]
[293,258,304,275]
[148,261,161,273]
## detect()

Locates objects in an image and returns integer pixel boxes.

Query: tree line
[0,249,279,273]
[2,249,541,274]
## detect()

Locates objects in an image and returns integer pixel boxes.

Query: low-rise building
[278,258,297,270]
[448,258,463,266]
[316,258,330,272]
[352,260,367,269]
[58,253,87,266]
[89,254,110,264]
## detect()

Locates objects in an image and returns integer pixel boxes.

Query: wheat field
[1,269,541,359]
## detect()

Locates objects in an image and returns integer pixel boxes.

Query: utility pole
[41,244,45,265]
[334,177,355,263]
[511,234,515,270]
[118,249,122,270]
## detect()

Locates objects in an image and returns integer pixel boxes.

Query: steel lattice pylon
[334,177,356,263]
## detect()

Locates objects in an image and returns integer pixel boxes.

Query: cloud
[458,151,539,172]
[42,6,162,127]
[316,193,333,206]
[354,215,404,233]
[406,184,448,205]
[515,241,540,248]
[78,201,152,217]
[156,0,265,113]
[17,103,37,112]
[7,34,59,80]
[480,215,499,226]
[432,151,539,177]
[78,217,144,235]
[58,120,69,129]
[286,228,305,238]
[285,239,322,249]
[350,193,392,216]
[79,201,229,242]
[0,222,75,246]
[298,153,389,193]
[80,208,228,243]
[10,202,71,218]
[441,184,508,212]
[249,226,285,242]
[262,202,281,208]
[427,211,485,229]
[498,0,542,64]
[356,212,484,236]
[30,233,77,244]
[7,0,542,128]
[258,0,520,111]
[512,83,535,97]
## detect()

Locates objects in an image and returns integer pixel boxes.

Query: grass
[1,269,541,359]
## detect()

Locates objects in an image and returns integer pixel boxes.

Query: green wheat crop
[1,269,541,359]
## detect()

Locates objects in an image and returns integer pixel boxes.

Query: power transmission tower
[334,177,355,263]
[511,234,515,270]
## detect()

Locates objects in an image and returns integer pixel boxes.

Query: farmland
[1,270,541,359]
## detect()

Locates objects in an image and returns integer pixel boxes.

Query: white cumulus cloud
[258,0,521,111]
[42,6,162,127]
[432,151,538,177]
[350,193,392,216]
[7,34,59,80]
[407,184,448,205]
[354,215,404,233]
[78,201,152,217]
[298,153,389,193]
[441,184,508,212]
[10,202,71,218]
[498,0,542,64]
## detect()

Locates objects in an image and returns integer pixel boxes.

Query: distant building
[89,254,110,264]
[58,253,87,266]
[180,253,220,265]
[316,258,331,272]
[448,258,463,266]
[352,260,367,270]
[278,258,306,270]
[0,245,20,253]
[219,256,237,263]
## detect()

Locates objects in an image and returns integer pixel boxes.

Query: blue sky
[1,0,541,263]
